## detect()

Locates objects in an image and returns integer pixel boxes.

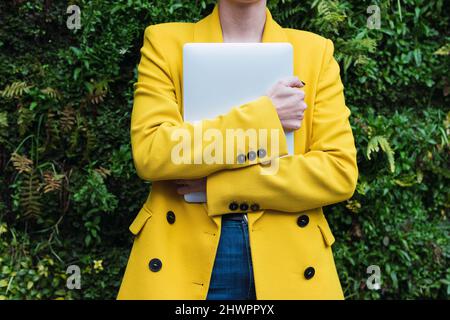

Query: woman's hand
[174,178,207,195]
[266,76,307,132]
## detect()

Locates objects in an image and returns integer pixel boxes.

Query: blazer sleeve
[131,26,288,181]
[206,39,358,215]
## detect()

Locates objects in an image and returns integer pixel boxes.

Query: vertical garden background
[0,0,448,299]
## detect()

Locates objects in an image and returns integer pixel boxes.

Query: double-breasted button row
[229,201,260,212]
[149,259,315,279]
[236,148,267,164]
[297,215,314,280]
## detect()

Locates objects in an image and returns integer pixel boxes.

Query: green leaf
[366,136,396,173]
[73,68,81,81]
[0,279,8,288]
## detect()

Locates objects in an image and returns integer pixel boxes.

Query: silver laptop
[183,43,294,202]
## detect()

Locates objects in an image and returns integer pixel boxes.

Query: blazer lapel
[194,4,288,228]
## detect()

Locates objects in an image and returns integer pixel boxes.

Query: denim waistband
[223,213,246,220]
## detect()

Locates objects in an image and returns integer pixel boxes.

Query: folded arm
[206,39,358,215]
[131,26,288,181]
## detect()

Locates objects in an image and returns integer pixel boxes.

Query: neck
[218,0,267,43]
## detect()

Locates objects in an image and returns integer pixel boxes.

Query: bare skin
[219,0,267,43]
[175,0,306,194]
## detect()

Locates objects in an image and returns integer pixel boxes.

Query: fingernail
[300,80,306,86]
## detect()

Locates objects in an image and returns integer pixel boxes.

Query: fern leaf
[41,87,61,100]
[20,171,42,218]
[366,136,396,173]
[11,152,33,173]
[0,112,7,128]
[59,106,77,133]
[41,171,63,193]
[85,80,108,105]
[1,81,33,98]
[316,0,347,24]
[94,166,111,179]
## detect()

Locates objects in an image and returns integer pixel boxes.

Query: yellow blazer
[118,3,358,300]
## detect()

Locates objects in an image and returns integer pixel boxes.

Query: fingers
[284,86,305,101]
[177,185,197,195]
[279,76,305,88]
[267,76,305,97]
[176,183,205,195]
[174,179,206,195]
[282,119,302,132]
[276,85,305,102]
[174,179,203,185]
[268,76,308,133]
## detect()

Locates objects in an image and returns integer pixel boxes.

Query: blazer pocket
[317,219,336,247]
[129,205,152,236]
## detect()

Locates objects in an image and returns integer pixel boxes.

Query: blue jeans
[206,215,257,300]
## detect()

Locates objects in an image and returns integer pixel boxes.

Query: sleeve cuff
[228,95,288,167]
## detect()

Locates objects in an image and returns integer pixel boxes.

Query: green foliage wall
[0,0,448,299]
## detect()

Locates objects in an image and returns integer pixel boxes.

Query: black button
[247,151,257,161]
[240,202,249,211]
[166,211,176,224]
[149,258,162,272]
[250,203,260,211]
[297,215,309,228]
[237,154,246,164]
[229,202,239,211]
[257,148,267,158]
[304,266,315,280]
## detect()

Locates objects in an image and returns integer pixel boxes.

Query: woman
[118,0,358,300]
